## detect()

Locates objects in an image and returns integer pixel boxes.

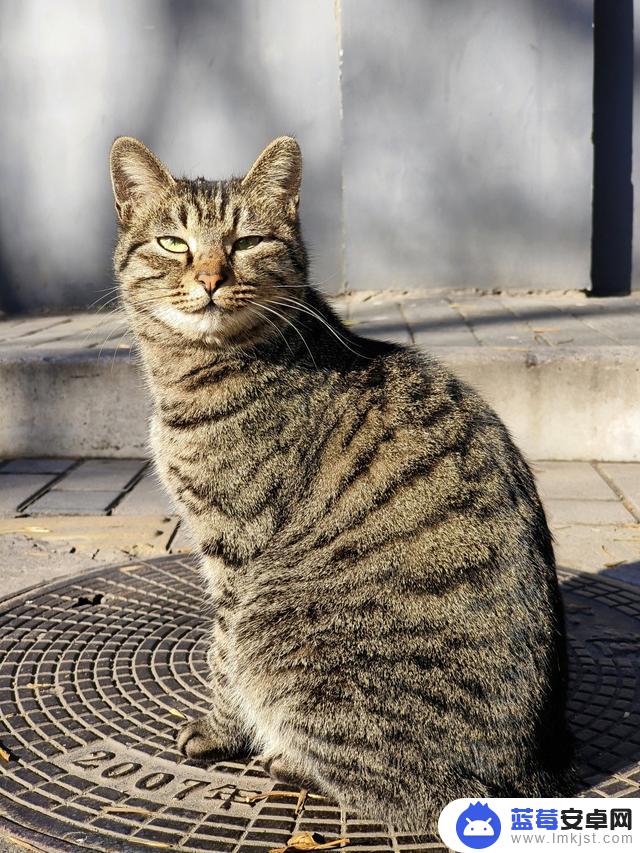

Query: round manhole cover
[0,558,639,852]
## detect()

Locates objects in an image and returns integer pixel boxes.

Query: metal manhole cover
[0,557,639,852]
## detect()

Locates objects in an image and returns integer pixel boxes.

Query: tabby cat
[109,135,572,830]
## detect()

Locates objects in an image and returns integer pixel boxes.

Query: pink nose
[197,271,226,294]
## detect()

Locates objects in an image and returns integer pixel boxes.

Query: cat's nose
[196,271,226,295]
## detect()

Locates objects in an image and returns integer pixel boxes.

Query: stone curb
[1,345,639,460]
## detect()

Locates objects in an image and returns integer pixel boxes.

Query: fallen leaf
[167,708,187,720]
[271,832,349,853]
[295,788,307,816]
[6,837,43,852]
[604,560,625,568]
[246,790,325,804]
[0,744,10,762]
[27,682,53,690]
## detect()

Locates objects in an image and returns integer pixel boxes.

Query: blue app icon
[455,801,502,849]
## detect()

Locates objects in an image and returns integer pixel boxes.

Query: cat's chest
[151,406,298,560]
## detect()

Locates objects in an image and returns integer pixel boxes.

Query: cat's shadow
[561,567,640,794]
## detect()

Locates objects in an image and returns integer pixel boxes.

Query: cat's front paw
[261,752,315,789]
[176,716,231,761]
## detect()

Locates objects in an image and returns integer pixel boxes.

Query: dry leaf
[247,790,301,803]
[295,788,307,816]
[27,682,53,690]
[167,708,187,720]
[604,560,625,568]
[271,832,349,853]
[0,744,10,762]
[6,837,44,852]
[246,790,325,805]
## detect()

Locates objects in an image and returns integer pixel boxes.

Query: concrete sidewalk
[1,289,639,460]
[0,456,638,597]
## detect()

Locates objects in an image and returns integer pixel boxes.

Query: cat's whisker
[80,306,128,349]
[95,322,127,359]
[253,301,318,369]
[87,289,119,310]
[245,302,294,355]
[310,271,340,290]
[267,296,367,360]
[109,329,131,372]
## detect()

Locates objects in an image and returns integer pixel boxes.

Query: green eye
[157,236,189,253]
[233,235,263,252]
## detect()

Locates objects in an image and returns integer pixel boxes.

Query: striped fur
[110,136,572,830]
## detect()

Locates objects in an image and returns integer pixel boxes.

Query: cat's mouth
[179,301,231,316]
[149,299,257,346]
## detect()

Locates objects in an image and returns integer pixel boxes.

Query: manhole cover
[0,558,639,852]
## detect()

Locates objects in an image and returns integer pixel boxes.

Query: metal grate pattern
[0,557,639,851]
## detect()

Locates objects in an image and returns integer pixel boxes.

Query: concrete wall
[342,0,594,291]
[0,0,342,312]
[0,1,597,311]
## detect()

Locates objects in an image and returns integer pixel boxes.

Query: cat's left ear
[242,136,301,215]
[109,136,175,225]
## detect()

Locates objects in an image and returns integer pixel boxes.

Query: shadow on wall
[0,0,342,314]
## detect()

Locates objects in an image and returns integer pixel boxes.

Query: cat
[109,135,573,831]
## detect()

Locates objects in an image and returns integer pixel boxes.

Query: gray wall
[0,0,342,312]
[342,0,594,292]
[0,1,602,311]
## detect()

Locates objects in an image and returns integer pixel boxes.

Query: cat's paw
[261,752,315,789]
[176,716,230,761]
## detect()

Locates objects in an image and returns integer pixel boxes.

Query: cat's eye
[233,235,263,252]
[157,236,189,253]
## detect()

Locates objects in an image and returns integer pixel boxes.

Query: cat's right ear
[109,137,175,225]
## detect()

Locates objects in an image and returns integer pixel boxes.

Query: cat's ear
[242,136,302,214]
[109,136,175,224]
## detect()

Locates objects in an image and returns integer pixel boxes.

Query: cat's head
[109,136,306,347]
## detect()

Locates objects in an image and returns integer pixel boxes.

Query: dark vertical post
[591,0,633,296]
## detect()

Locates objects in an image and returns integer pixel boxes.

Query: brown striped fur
[110,136,572,831]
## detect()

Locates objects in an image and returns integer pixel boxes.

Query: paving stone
[503,298,614,347]
[451,296,538,347]
[168,521,193,553]
[598,463,640,518]
[402,298,478,346]
[565,301,640,345]
[55,459,147,491]
[0,474,57,515]
[545,499,635,525]
[27,490,123,516]
[346,298,412,343]
[0,515,180,597]
[113,473,174,516]
[533,461,617,501]
[0,315,70,342]
[552,522,640,575]
[0,458,75,475]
